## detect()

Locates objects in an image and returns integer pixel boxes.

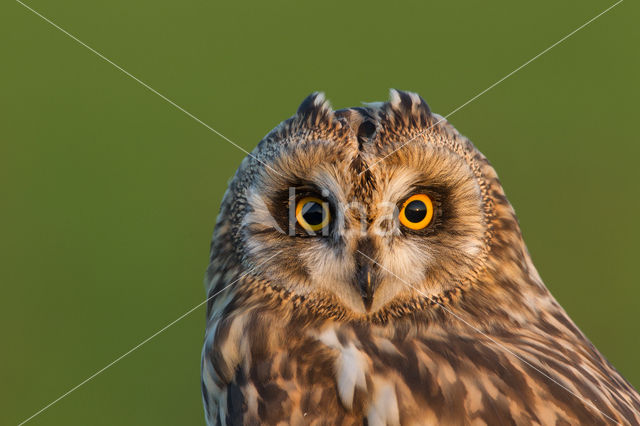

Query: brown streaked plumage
[201,90,640,425]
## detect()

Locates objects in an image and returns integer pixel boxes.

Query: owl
[201,90,640,425]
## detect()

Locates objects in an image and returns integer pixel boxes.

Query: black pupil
[302,202,324,226]
[405,200,427,223]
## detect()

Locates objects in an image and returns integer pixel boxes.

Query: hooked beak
[354,240,380,311]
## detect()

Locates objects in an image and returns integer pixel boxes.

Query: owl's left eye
[295,197,331,233]
[399,193,434,230]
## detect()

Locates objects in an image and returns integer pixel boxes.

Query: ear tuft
[296,92,334,126]
[383,89,431,127]
[388,89,431,115]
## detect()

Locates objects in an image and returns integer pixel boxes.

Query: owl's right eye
[295,197,331,233]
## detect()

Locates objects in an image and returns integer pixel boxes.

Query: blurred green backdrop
[2,0,639,424]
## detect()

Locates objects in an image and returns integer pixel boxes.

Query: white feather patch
[367,379,400,426]
[317,328,368,409]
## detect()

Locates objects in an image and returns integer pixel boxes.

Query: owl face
[223,91,492,318]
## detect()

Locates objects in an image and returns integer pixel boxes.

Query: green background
[2,0,639,424]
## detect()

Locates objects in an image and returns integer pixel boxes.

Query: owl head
[209,90,528,322]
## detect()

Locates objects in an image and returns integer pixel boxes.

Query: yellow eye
[295,197,331,233]
[399,194,434,230]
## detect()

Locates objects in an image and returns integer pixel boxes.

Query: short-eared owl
[201,90,640,425]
